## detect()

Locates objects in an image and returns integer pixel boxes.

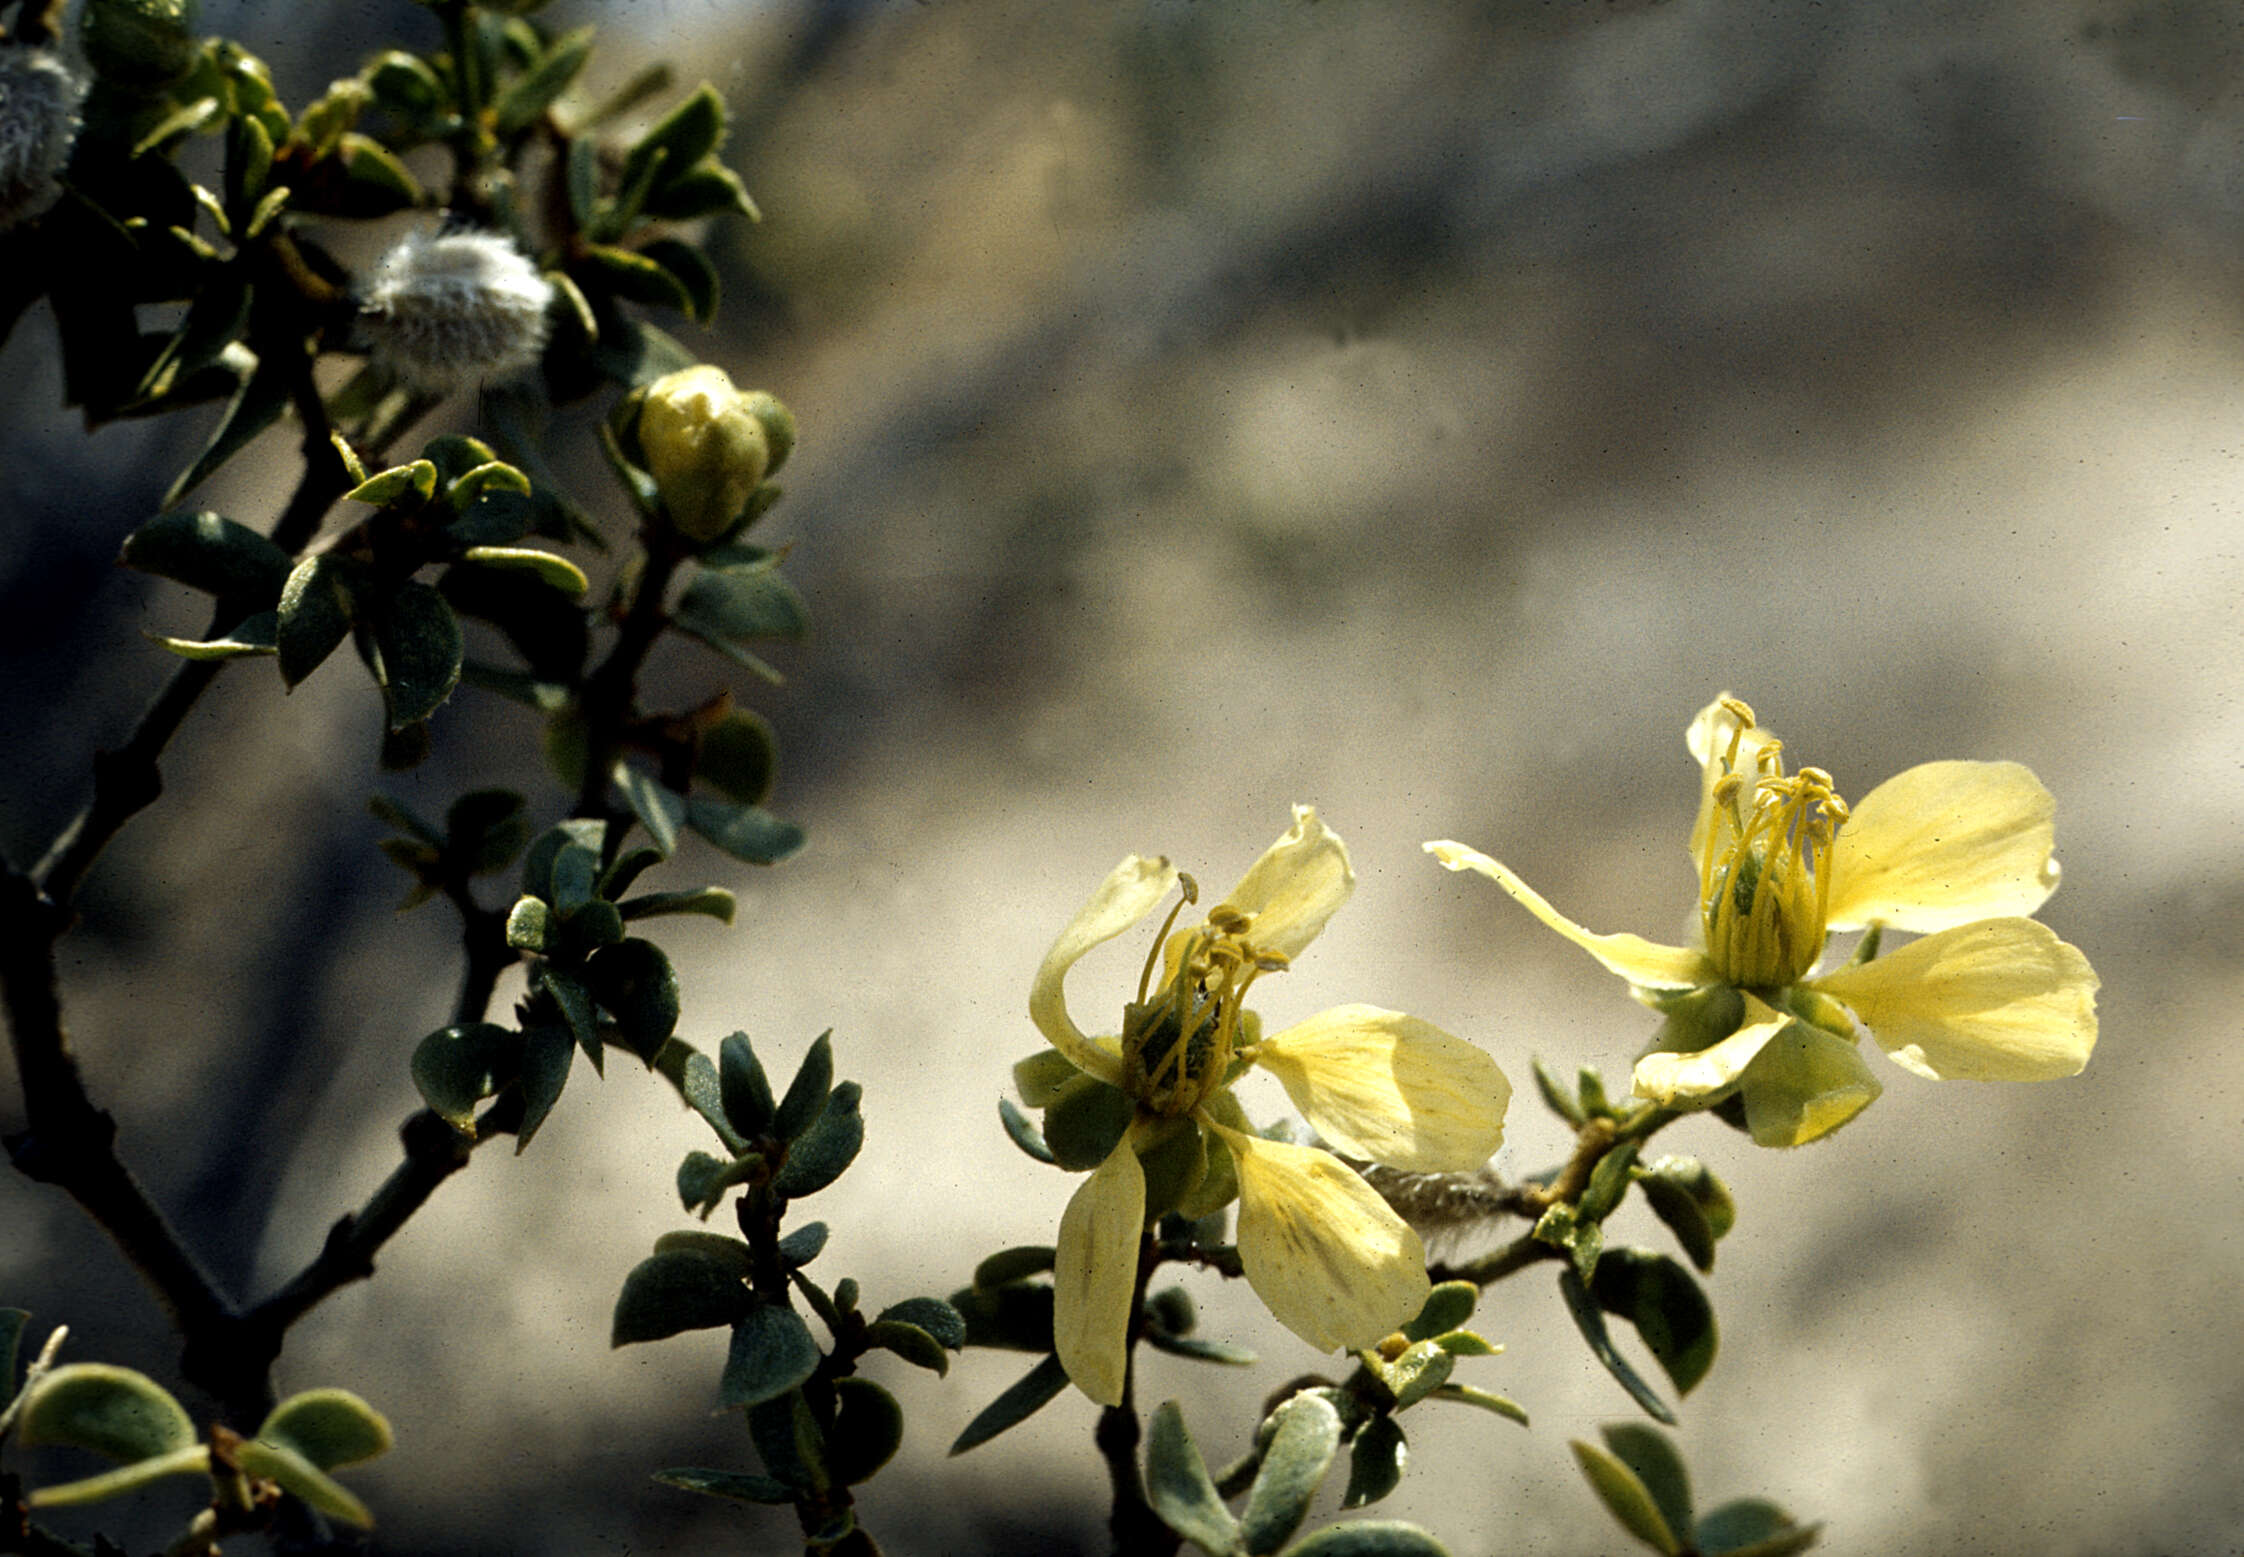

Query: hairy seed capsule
[0,47,84,231]
[361,229,555,395]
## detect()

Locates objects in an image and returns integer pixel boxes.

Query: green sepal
[14,1363,197,1462]
[410,1023,516,1132]
[583,938,680,1062]
[1599,1423,1693,1549]
[1571,1436,1683,1555]
[1342,1415,1407,1510]
[972,1246,1055,1290]
[120,510,290,602]
[772,1031,835,1143]
[1012,1047,1079,1108]
[1145,1401,1241,1556]
[684,794,805,865]
[997,1096,1055,1164]
[492,25,593,136]
[1041,1072,1133,1171]
[165,352,291,505]
[611,1247,753,1345]
[365,581,463,730]
[652,1465,793,1505]
[862,1320,947,1375]
[23,1444,211,1509]
[1694,1499,1819,1557]
[346,459,438,508]
[151,611,278,660]
[826,1377,903,1486]
[948,1354,1070,1456]
[1241,1392,1342,1556]
[618,887,737,923]
[720,1304,819,1409]
[234,1436,373,1527]
[1401,1282,1478,1343]
[772,1081,863,1198]
[513,1023,576,1150]
[718,1032,776,1139]
[256,1389,393,1470]
[1557,1266,1674,1425]
[1591,1249,1717,1398]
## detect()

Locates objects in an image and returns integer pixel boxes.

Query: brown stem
[572,539,687,830]
[1098,1232,1179,1557]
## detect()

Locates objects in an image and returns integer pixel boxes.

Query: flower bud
[0,46,84,231]
[79,0,200,91]
[636,365,773,542]
[361,229,555,396]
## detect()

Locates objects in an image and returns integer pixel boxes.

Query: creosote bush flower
[361,228,554,394]
[1428,695,2098,1147]
[0,46,84,231]
[636,365,780,542]
[1027,806,1510,1406]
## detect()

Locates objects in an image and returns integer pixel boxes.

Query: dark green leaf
[720,1303,820,1409]
[1401,1282,1478,1344]
[876,1297,966,1351]
[513,1024,576,1151]
[618,887,737,923]
[772,1031,834,1143]
[120,510,290,602]
[694,707,777,805]
[652,1466,792,1505]
[1042,1072,1134,1171]
[1374,1342,1453,1413]
[642,160,758,221]
[1342,1416,1407,1510]
[1144,1331,1257,1367]
[1532,1055,1586,1125]
[1571,1437,1682,1555]
[746,1390,827,1495]
[596,844,665,901]
[674,565,809,645]
[772,1080,863,1198]
[367,581,464,730]
[522,819,606,902]
[1558,1266,1674,1425]
[1145,1401,1241,1555]
[1241,1393,1342,1556]
[493,25,593,136]
[684,794,805,865]
[565,135,599,227]
[667,1046,743,1150]
[410,1023,516,1132]
[1592,1249,1718,1398]
[621,85,726,201]
[776,1221,828,1267]
[1695,1500,1818,1557]
[998,1095,1056,1164]
[972,1246,1055,1290]
[949,1354,1070,1456]
[1603,1424,1693,1547]
[1578,1140,1641,1224]
[615,766,683,855]
[826,1377,903,1487]
[151,611,279,660]
[611,1248,752,1345]
[277,553,356,687]
[862,1320,947,1375]
[1282,1523,1451,1557]
[547,845,600,915]
[641,237,718,324]
[652,1230,754,1277]
[255,1389,392,1470]
[583,938,680,1062]
[950,1282,1054,1352]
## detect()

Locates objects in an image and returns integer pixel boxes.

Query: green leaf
[973,1246,1056,1290]
[684,794,805,865]
[1282,1523,1452,1557]
[1558,1266,1674,1423]
[652,1466,793,1505]
[997,1095,1056,1164]
[746,1390,827,1495]
[777,1221,828,1267]
[621,85,727,201]
[773,1031,834,1143]
[367,581,463,730]
[1144,1331,1257,1367]
[1431,1331,1499,1357]
[335,133,423,215]
[1532,1201,1602,1287]
[1342,1415,1407,1510]
[566,134,600,227]
[677,1149,762,1216]
[346,459,438,508]
[583,938,681,1062]
[1592,1249,1718,1398]
[719,1303,820,1409]
[459,545,589,598]
[612,1248,752,1345]
[1694,1499,1819,1557]
[1570,1437,1682,1555]
[718,1032,776,1139]
[234,1437,373,1527]
[652,1230,755,1277]
[1401,1282,1478,1344]
[949,1354,1070,1456]
[674,565,809,646]
[580,243,694,311]
[1578,1140,1641,1224]
[662,1044,740,1149]
[1043,1072,1135,1171]
[120,511,290,602]
[862,1320,947,1375]
[24,1444,211,1509]
[493,25,594,136]
[641,237,718,324]
[505,895,549,952]
[277,553,356,687]
[772,1080,863,1198]
[15,1364,197,1462]
[950,1281,1054,1352]
[642,160,758,222]
[1145,1401,1241,1556]
[1532,1055,1586,1125]
[1373,1342,1453,1413]
[1428,1384,1527,1426]
[875,1297,966,1351]
[615,766,683,855]
[826,1377,903,1486]
[256,1389,393,1470]
[514,1024,576,1151]
[1240,1392,1341,1556]
[618,887,737,923]
[1601,1423,1693,1548]
[410,1023,516,1132]
[522,819,606,902]
[694,707,777,805]
[151,610,279,660]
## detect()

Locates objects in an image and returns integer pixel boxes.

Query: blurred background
[4,0,2243,1551]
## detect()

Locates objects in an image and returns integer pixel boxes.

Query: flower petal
[1215,805,1354,960]
[1426,841,1711,992]
[1031,854,1176,1088]
[1632,998,1792,1104]
[1254,1005,1510,1173]
[1810,917,2098,1081]
[1824,761,2060,933]
[1686,694,1783,874]
[1735,1023,1883,1147]
[1053,1135,1147,1407]
[1203,1121,1430,1353]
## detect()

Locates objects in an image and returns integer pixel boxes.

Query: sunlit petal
[1052,1135,1146,1407]
[1426,840,1711,991]
[1215,804,1354,959]
[1031,854,1176,1088]
[1734,1023,1883,1147]
[1825,761,2061,933]
[1811,918,2099,1081]
[1255,1005,1509,1173]
[1204,1121,1430,1353]
[1632,998,1792,1103]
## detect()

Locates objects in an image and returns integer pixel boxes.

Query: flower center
[1121,886,1285,1117]
[1699,726,1849,989]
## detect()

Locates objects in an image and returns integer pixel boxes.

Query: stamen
[1135,876,1199,1006]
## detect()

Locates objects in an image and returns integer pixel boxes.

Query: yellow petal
[1824,761,2060,933]
[1810,918,2099,1081]
[1426,841,1711,992]
[1734,1024,1883,1147]
[1685,694,1783,873]
[1031,854,1176,1088]
[1204,1121,1430,1353]
[1255,1005,1510,1173]
[1213,804,1354,960]
[1632,998,1792,1104]
[1053,1135,1147,1407]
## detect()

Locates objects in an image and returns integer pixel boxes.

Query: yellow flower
[1029,806,1511,1406]
[1427,695,2098,1148]
[637,365,773,542]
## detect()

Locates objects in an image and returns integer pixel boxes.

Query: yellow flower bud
[637,365,772,543]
